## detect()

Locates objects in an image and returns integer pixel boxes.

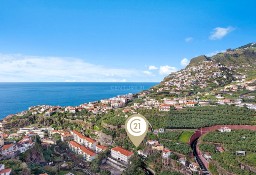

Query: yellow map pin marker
[125,114,149,147]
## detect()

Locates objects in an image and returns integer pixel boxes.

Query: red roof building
[96,145,108,153]
[0,168,12,175]
[69,141,96,161]
[71,130,96,151]
[111,146,134,163]
[0,164,12,175]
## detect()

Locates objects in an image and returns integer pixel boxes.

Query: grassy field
[178,131,194,143]
[241,153,256,167]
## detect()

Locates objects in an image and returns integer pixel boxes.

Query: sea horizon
[0,82,158,119]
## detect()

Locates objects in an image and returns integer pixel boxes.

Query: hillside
[156,43,256,99]
[1,43,256,175]
[3,43,256,132]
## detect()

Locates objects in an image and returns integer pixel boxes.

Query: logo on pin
[125,114,149,147]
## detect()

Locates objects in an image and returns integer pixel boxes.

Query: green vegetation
[178,131,194,143]
[161,140,191,155]
[2,42,256,175]
[0,159,31,175]
[209,162,219,175]
[203,130,256,152]
[241,153,256,167]
[90,151,109,173]
[136,105,256,129]
[200,130,256,175]
[123,155,145,175]
[199,143,215,153]
[158,130,193,154]
[159,131,182,141]
[146,152,163,174]
[159,171,184,175]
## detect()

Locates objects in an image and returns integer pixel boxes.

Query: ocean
[0,82,157,119]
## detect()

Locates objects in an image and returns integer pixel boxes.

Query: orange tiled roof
[0,168,12,174]
[69,141,96,156]
[96,145,108,150]
[163,148,171,153]
[3,133,9,138]
[186,101,197,104]
[72,130,96,143]
[2,144,14,150]
[61,131,71,137]
[160,104,172,107]
[112,146,133,157]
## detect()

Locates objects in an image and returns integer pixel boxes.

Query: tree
[123,155,145,175]
[100,170,111,175]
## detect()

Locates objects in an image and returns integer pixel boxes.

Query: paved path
[191,139,210,175]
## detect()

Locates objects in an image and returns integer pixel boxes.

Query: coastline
[0,82,158,120]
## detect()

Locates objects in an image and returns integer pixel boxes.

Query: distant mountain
[186,55,210,68]
[211,43,256,68]
[159,43,256,96]
[186,43,256,69]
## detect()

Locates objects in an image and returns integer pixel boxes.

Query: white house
[1,144,17,156]
[17,127,46,138]
[159,104,171,111]
[0,132,4,147]
[18,136,34,153]
[0,164,12,175]
[71,130,97,151]
[111,146,134,163]
[137,150,148,157]
[203,152,212,160]
[162,148,171,158]
[69,141,96,162]
[189,162,199,172]
[178,157,186,166]
[65,106,77,113]
[163,99,177,105]
[218,127,231,132]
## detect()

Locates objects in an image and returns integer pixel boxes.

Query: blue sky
[0,0,256,82]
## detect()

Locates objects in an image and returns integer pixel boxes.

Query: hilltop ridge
[160,43,256,95]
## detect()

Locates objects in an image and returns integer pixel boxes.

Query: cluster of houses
[50,129,135,165]
[0,127,56,158]
[126,79,256,113]
[0,125,137,174]
[68,130,136,164]
[0,135,34,158]
[138,140,171,158]
[122,96,202,112]
[5,94,134,120]
[161,60,234,91]
[137,140,201,173]
[67,130,107,161]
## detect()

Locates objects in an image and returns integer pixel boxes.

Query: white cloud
[143,71,153,76]
[180,58,189,67]
[159,65,177,75]
[209,27,235,40]
[0,53,141,82]
[148,65,158,70]
[185,37,193,42]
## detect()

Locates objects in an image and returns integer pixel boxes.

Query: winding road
[191,139,210,175]
[189,125,256,175]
